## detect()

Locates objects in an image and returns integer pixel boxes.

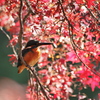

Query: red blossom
[75,0,84,4]
[8,54,17,65]
[7,22,20,34]
[66,51,79,63]
[86,0,95,8]
[0,0,5,5]
[38,61,50,68]
[9,35,18,45]
[38,69,48,74]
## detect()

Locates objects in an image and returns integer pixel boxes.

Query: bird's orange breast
[18,48,40,73]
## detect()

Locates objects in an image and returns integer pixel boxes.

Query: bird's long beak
[38,42,53,46]
[38,42,56,48]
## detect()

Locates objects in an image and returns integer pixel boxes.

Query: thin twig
[0,27,18,59]
[71,42,100,77]
[58,0,84,51]
[84,5,98,21]
[29,67,50,100]
[25,0,36,15]
[58,0,73,29]
[23,10,31,23]
[94,6,100,17]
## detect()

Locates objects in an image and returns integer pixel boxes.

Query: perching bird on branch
[17,40,53,73]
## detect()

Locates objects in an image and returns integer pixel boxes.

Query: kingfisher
[17,40,53,73]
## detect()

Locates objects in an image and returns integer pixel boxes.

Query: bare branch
[25,0,36,15]
[71,42,100,77]
[23,10,31,23]
[84,5,98,22]
[58,0,73,29]
[18,0,23,50]
[29,67,50,100]
[0,27,18,59]
[18,0,50,99]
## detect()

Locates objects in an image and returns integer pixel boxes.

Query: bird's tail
[18,65,27,74]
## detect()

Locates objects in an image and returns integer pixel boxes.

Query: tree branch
[25,0,36,15]
[18,0,23,50]
[71,42,100,77]
[23,10,31,24]
[84,5,98,22]
[18,0,50,99]
[0,27,18,59]
[58,0,73,29]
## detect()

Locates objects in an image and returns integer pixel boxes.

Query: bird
[17,40,53,73]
